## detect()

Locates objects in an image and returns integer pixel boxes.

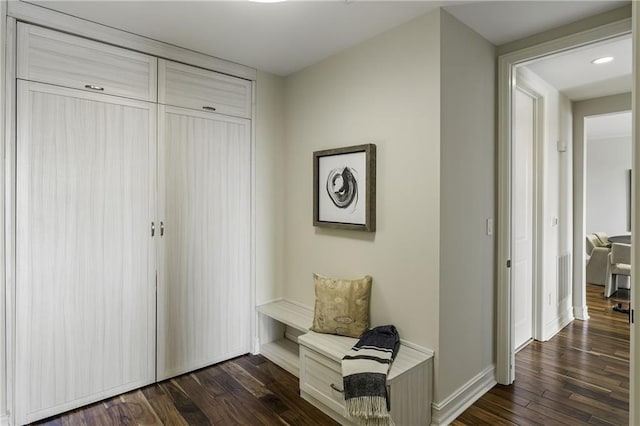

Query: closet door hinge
[151,221,155,237]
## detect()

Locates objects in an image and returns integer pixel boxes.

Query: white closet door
[157,105,251,380]
[15,81,156,424]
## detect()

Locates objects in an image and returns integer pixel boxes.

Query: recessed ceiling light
[591,56,614,65]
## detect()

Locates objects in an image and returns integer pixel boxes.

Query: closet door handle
[151,222,155,237]
[160,221,164,236]
[202,106,217,112]
[84,84,105,91]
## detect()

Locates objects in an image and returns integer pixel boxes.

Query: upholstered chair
[594,232,611,248]
[604,243,631,298]
[585,234,599,255]
[585,234,610,286]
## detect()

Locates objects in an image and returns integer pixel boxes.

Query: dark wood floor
[32,354,338,426]
[32,284,630,426]
[453,284,630,425]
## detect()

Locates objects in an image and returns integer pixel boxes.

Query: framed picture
[313,144,376,232]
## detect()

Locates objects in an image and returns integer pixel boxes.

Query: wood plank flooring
[30,283,630,425]
[453,284,630,425]
[31,354,338,426]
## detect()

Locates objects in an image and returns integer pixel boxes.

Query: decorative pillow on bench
[311,273,372,338]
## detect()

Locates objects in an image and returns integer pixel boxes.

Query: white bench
[256,299,314,377]
[257,300,433,425]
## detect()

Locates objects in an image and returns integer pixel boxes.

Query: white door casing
[631,3,639,424]
[15,81,156,424]
[513,88,535,351]
[497,17,632,385]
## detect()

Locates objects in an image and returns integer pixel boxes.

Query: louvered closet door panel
[15,81,156,425]
[18,23,157,102]
[157,105,251,380]
[158,59,251,118]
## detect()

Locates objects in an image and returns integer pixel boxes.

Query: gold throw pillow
[310,273,372,338]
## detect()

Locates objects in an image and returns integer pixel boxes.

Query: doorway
[496,19,633,386]
[584,110,632,297]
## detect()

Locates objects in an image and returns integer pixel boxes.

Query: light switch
[486,218,494,236]
[557,139,567,152]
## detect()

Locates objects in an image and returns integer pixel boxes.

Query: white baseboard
[431,365,496,425]
[573,305,590,321]
[542,307,574,341]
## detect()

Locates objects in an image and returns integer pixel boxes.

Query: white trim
[0,1,6,422]
[3,16,16,426]
[497,49,514,385]
[497,16,632,386]
[573,305,590,321]
[7,1,256,81]
[0,414,8,426]
[541,307,574,342]
[430,366,496,426]
[631,4,639,424]
[251,80,258,356]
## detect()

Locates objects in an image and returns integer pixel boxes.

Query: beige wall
[282,10,442,350]
[279,8,502,412]
[437,10,496,403]
[255,71,286,305]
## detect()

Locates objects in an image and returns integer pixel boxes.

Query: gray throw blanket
[341,325,400,426]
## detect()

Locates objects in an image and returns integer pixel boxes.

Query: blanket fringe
[345,396,395,426]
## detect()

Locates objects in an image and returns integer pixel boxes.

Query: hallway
[454,284,629,425]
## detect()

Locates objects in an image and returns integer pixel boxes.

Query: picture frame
[313,144,376,232]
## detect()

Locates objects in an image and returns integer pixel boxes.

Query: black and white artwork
[313,144,376,232]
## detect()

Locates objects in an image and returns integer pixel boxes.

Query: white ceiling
[29,0,445,76]
[27,0,629,76]
[443,1,628,47]
[524,36,631,101]
[586,111,631,140]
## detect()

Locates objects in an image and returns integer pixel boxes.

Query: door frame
[497,17,632,384]
[573,96,632,322]
[631,4,640,423]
